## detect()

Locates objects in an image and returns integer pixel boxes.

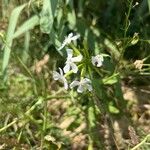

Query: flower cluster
[53,33,104,93]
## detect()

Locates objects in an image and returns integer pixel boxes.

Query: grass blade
[148,0,150,12]
[13,15,39,38]
[40,0,58,33]
[2,3,27,81]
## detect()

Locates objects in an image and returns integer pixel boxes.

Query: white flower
[58,33,80,50]
[53,68,68,90]
[91,54,104,67]
[63,49,83,73]
[70,78,93,93]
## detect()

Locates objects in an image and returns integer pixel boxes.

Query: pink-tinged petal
[77,85,84,93]
[63,63,70,73]
[72,55,83,62]
[53,71,61,80]
[66,49,73,59]
[71,63,78,73]
[70,81,80,89]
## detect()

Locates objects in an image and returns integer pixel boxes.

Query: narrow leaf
[109,102,120,114]
[104,38,120,60]
[2,4,27,79]
[102,73,119,85]
[40,0,58,33]
[13,15,39,38]
[148,0,150,12]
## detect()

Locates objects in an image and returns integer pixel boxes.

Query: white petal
[63,78,68,90]
[71,63,78,73]
[58,45,64,51]
[91,56,97,66]
[59,68,63,76]
[53,71,61,80]
[71,55,83,62]
[65,33,72,44]
[82,78,91,84]
[66,49,73,59]
[77,85,84,93]
[71,34,80,41]
[97,61,103,67]
[91,55,104,67]
[58,34,72,51]
[68,33,73,38]
[58,41,67,51]
[98,55,104,62]
[58,33,80,51]
[86,84,93,91]
[70,81,80,89]
[63,63,70,73]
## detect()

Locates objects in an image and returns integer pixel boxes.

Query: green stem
[115,0,133,73]
[122,0,133,57]
[131,134,150,150]
[0,118,18,133]
[124,0,133,39]
[64,64,83,77]
[0,95,70,133]
[41,99,48,148]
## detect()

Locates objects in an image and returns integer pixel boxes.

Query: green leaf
[67,10,76,29]
[88,105,96,128]
[104,38,120,60]
[40,0,58,33]
[131,32,139,45]
[2,4,27,80]
[108,102,120,114]
[13,15,39,38]
[22,31,30,63]
[102,73,119,85]
[148,0,150,12]
[88,143,94,150]
[92,79,103,98]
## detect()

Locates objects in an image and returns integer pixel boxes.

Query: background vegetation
[0,0,150,149]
